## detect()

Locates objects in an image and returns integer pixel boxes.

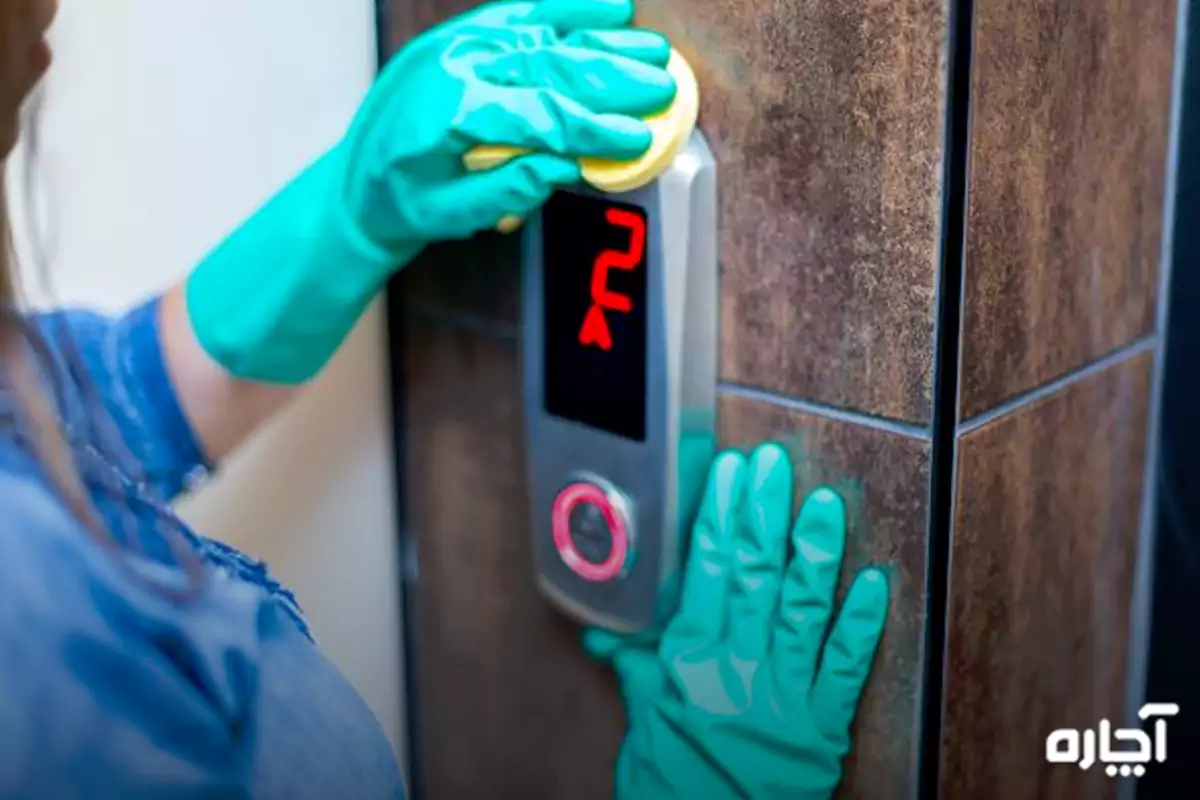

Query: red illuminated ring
[551,482,629,582]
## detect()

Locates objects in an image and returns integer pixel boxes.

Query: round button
[551,480,631,582]
[568,502,613,564]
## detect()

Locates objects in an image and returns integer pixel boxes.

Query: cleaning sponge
[464,48,700,232]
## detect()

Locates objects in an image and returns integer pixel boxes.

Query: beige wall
[6,0,406,758]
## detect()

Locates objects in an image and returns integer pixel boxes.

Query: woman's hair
[0,158,108,540]
[0,109,205,601]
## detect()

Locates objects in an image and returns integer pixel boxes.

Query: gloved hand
[186,0,676,384]
[584,444,890,800]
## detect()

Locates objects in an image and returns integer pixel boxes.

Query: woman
[0,0,889,797]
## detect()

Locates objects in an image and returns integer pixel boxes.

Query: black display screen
[542,191,648,441]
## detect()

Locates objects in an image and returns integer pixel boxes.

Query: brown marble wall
[719,399,931,795]
[938,0,1177,797]
[389,0,948,796]
[397,0,950,424]
[940,351,1154,800]
[958,0,1175,420]
[387,0,1178,798]
[401,317,625,799]
[399,319,933,799]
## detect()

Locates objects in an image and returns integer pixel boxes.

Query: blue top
[0,298,405,799]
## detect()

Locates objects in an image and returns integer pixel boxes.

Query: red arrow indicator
[578,208,646,351]
[579,305,613,350]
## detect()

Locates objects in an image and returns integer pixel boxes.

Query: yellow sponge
[464,48,700,232]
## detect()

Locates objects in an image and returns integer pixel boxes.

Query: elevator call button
[551,478,632,583]
[524,132,718,633]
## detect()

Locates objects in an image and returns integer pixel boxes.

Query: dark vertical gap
[1139,0,1198,794]
[919,0,975,797]
[385,279,426,800]
[375,2,427,797]
[373,0,391,69]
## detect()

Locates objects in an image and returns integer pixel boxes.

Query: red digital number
[578,208,646,351]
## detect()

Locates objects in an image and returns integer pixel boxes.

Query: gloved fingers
[562,29,672,66]
[476,45,676,117]
[582,629,662,717]
[414,153,580,238]
[455,85,652,161]
[659,450,746,657]
[467,19,670,66]
[523,0,636,31]
[769,486,846,688]
[581,627,625,662]
[809,568,889,744]
[616,655,665,733]
[726,443,792,659]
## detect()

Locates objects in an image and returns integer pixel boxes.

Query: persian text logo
[1045,703,1180,778]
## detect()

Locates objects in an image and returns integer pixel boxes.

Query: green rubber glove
[186,0,676,384]
[584,444,890,800]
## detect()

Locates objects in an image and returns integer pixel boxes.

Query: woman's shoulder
[0,464,154,643]
[0,465,95,587]
[0,465,264,797]
[0,456,265,658]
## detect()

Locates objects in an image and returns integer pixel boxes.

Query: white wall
[6,0,406,759]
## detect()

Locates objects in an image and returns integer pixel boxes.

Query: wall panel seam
[394,306,943,443]
[956,335,1157,437]
[717,382,931,440]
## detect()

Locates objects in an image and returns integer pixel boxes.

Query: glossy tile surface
[402,317,624,799]
[719,395,930,798]
[642,0,947,423]
[386,3,1171,799]
[940,352,1153,799]
[388,0,949,422]
[958,0,1175,419]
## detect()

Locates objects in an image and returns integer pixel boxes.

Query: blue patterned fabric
[0,297,405,799]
